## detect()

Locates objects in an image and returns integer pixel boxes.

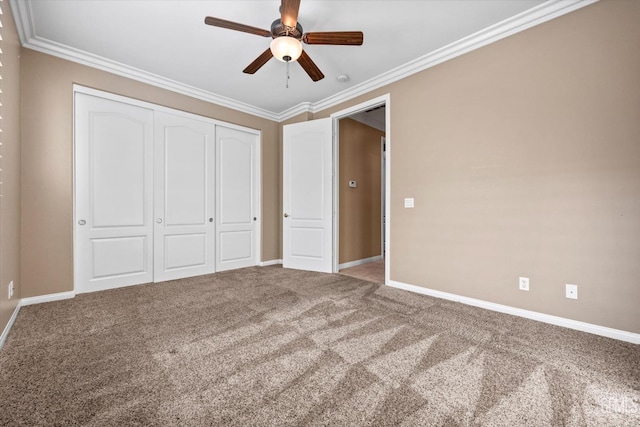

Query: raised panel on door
[283,118,333,273]
[215,126,259,271]
[74,93,154,293]
[154,112,215,282]
[92,236,148,278]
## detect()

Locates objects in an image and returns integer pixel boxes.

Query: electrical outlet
[566,284,578,299]
[8,281,13,299]
[519,277,529,291]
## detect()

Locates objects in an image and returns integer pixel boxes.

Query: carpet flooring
[1,266,639,426]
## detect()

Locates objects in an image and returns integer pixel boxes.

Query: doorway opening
[331,95,389,284]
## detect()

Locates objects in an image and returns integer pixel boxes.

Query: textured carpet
[1,266,639,426]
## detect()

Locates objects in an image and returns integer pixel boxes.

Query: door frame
[381,136,386,260]
[330,94,391,284]
[72,85,262,292]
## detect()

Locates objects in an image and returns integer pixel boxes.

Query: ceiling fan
[204,0,364,82]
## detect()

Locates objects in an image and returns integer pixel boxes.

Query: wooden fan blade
[302,31,364,45]
[297,50,324,82]
[204,16,271,37]
[243,48,274,74]
[281,0,301,28]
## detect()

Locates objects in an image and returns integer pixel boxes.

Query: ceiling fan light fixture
[270,36,303,62]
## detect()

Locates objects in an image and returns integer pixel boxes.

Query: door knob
[156,218,163,224]
[283,213,289,218]
[253,217,257,221]
[78,219,86,226]
[209,218,213,223]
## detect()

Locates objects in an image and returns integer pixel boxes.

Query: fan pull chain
[286,59,290,89]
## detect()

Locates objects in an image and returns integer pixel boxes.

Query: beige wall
[20,49,280,298]
[339,118,383,264]
[0,1,22,336]
[317,0,640,333]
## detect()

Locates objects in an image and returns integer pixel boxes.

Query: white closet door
[153,112,215,282]
[74,93,154,293]
[215,126,259,271]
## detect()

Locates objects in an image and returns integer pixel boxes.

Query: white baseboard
[260,259,282,267]
[21,291,76,306]
[0,302,21,350]
[1,291,76,350]
[388,280,640,345]
[339,255,383,270]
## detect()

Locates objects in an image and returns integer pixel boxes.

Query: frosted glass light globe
[270,36,303,62]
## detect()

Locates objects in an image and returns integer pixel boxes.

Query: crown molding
[11,0,597,123]
[9,0,280,122]
[277,102,314,122]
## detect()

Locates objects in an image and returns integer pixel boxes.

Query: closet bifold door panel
[215,126,259,271]
[153,112,215,282]
[74,93,155,293]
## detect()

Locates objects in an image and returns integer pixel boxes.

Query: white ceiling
[11,0,594,120]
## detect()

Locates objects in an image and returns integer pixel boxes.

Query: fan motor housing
[271,19,303,39]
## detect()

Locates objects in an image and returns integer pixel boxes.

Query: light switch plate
[404,198,414,208]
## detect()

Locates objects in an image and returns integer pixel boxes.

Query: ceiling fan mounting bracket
[271,19,303,39]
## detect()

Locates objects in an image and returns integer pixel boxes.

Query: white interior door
[153,112,215,282]
[74,93,154,293]
[215,126,260,271]
[282,118,333,273]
